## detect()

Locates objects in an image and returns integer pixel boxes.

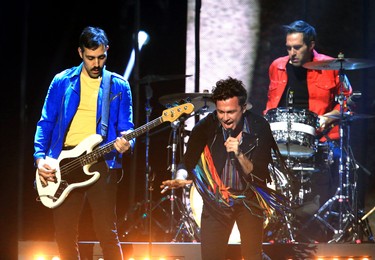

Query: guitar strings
[57,114,173,177]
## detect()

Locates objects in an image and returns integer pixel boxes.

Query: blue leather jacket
[34,63,134,169]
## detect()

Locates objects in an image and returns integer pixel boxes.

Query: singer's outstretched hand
[160,179,193,193]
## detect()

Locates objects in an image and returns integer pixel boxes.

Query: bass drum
[182,184,241,244]
[265,107,319,158]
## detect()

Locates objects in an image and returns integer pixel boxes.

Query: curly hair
[211,77,248,106]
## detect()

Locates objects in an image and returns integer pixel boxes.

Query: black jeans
[53,160,123,259]
[200,199,264,260]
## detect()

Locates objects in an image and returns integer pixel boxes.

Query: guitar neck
[76,102,194,167]
[80,116,164,165]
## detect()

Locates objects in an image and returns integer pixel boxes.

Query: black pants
[53,160,123,259]
[200,199,264,260]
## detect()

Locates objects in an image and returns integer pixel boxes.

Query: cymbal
[159,92,215,113]
[303,58,375,70]
[137,74,192,85]
[326,112,375,121]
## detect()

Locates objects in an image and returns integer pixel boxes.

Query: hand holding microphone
[226,129,239,162]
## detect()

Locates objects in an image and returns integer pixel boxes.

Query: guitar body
[35,134,103,209]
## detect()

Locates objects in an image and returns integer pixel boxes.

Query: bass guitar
[35,103,194,208]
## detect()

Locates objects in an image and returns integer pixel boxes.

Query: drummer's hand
[318,115,329,130]
[319,111,339,130]
[160,179,193,193]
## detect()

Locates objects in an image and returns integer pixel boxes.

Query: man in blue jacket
[34,26,134,259]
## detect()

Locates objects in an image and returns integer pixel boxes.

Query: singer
[161,77,276,260]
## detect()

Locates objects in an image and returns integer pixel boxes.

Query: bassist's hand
[36,158,56,186]
[114,131,131,154]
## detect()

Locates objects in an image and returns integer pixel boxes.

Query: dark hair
[283,20,316,45]
[211,77,247,106]
[79,26,109,51]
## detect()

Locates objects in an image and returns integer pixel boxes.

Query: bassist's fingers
[39,175,48,187]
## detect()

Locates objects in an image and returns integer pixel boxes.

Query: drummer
[264,21,352,213]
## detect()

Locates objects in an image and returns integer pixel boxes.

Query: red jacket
[264,50,351,141]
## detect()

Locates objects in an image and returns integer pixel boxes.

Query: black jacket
[182,110,275,185]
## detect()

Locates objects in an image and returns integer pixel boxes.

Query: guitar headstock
[161,103,195,122]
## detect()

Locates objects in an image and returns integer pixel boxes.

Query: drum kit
[264,54,375,243]
[122,55,375,244]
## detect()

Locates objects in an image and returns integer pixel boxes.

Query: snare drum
[265,108,318,158]
[182,184,241,244]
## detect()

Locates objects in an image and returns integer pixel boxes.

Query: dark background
[2,0,375,258]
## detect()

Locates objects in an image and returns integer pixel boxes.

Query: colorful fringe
[192,145,291,219]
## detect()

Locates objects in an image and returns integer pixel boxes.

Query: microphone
[227,129,235,163]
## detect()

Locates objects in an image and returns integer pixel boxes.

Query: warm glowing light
[34,255,46,260]
[34,255,61,260]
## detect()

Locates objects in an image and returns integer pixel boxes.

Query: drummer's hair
[283,20,316,45]
[211,77,247,106]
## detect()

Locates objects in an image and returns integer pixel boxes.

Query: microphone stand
[168,120,180,234]
[145,83,153,246]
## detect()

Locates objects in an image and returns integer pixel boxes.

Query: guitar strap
[101,69,112,138]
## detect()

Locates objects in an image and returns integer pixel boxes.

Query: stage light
[313,257,371,260]
[123,30,150,80]
[32,255,60,260]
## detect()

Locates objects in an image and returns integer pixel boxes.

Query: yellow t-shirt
[64,73,101,146]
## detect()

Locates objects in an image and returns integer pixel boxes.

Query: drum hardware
[325,111,375,121]
[266,54,375,243]
[121,83,198,242]
[303,55,375,71]
[265,163,302,243]
[164,120,185,235]
[159,92,215,114]
[136,74,192,85]
[265,107,319,158]
[171,193,201,242]
[308,54,375,243]
[158,112,202,241]
[158,92,220,241]
[121,83,170,241]
[357,208,375,242]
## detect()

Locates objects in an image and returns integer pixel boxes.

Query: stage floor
[19,240,375,260]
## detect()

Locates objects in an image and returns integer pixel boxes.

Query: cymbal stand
[122,84,170,241]
[312,60,359,242]
[144,84,153,241]
[168,120,180,233]
[162,114,201,241]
